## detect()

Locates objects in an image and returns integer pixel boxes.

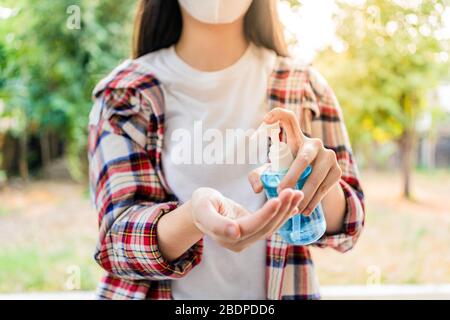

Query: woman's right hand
[191,187,304,252]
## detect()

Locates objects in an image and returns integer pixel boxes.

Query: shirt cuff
[148,202,203,278]
[313,179,365,252]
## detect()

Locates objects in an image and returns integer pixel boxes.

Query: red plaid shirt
[88,55,365,300]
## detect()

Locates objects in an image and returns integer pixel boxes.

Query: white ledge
[321,284,450,300]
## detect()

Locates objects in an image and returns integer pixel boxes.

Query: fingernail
[277,185,284,194]
[291,209,299,217]
[226,225,239,239]
[250,175,260,186]
[303,208,312,216]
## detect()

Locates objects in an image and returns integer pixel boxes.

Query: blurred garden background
[0,0,449,297]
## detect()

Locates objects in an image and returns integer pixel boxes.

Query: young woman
[89,0,365,300]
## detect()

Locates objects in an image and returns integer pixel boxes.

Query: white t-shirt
[138,43,277,300]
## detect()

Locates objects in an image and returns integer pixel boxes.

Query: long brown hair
[132,0,289,59]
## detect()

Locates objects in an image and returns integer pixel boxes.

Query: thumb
[248,163,270,193]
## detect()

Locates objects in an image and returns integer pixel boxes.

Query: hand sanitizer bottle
[252,121,326,245]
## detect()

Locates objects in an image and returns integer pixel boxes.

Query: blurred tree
[0,0,134,181]
[315,0,450,198]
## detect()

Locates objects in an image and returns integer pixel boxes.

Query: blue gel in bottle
[261,165,326,245]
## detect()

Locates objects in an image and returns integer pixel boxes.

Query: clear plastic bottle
[260,166,326,245]
[252,121,326,245]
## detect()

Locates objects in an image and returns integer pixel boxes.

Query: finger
[279,139,321,191]
[287,190,304,215]
[242,189,298,240]
[273,188,296,218]
[194,199,241,240]
[266,190,304,234]
[297,156,331,215]
[237,188,295,240]
[298,149,338,214]
[235,190,304,247]
[235,197,282,239]
[264,108,305,153]
[301,166,342,216]
[260,189,296,235]
[248,163,271,194]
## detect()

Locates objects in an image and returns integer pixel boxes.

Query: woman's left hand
[248,108,342,216]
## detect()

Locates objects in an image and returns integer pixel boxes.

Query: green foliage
[0,245,102,292]
[1,0,448,180]
[0,0,134,179]
[315,0,450,150]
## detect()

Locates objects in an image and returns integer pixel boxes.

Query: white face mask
[178,0,253,24]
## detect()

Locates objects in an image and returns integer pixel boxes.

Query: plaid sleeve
[306,68,365,252]
[89,84,202,281]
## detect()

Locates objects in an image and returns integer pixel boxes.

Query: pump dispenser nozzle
[252,121,294,171]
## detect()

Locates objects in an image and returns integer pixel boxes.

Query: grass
[0,246,101,292]
[310,169,450,286]
[415,166,450,176]
[0,181,103,293]
[0,205,11,217]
